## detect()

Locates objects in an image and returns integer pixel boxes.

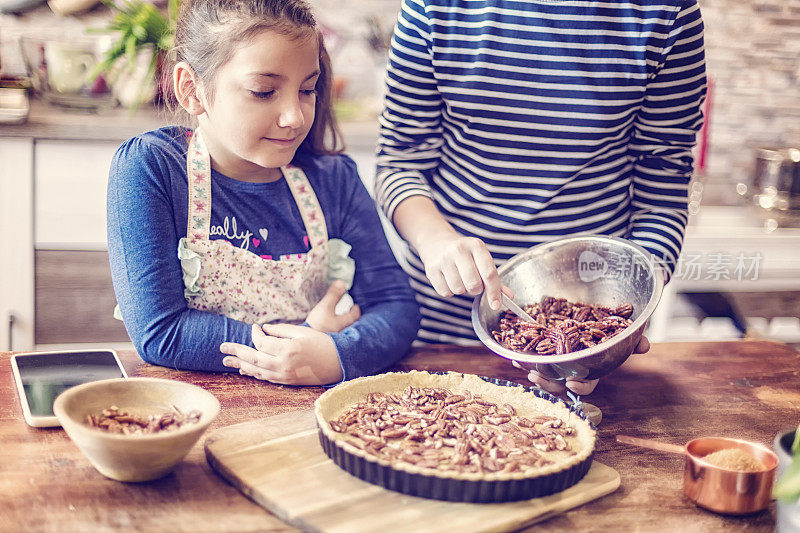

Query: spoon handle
[616,435,686,455]
[501,293,538,323]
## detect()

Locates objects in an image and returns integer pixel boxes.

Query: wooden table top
[1,340,796,532]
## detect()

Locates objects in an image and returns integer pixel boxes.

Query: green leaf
[86,0,177,80]
[125,34,139,71]
[132,23,147,40]
[774,453,800,502]
[793,424,800,455]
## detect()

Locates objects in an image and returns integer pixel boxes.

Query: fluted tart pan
[314,371,596,502]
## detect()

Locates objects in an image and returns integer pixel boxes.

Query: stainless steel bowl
[471,235,663,381]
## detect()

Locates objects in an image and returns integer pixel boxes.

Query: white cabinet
[1,136,126,351]
[35,140,118,249]
[0,138,34,351]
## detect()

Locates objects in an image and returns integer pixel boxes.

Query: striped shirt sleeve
[375,0,441,221]
[626,0,706,280]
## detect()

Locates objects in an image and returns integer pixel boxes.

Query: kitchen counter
[1,340,795,532]
[0,99,380,147]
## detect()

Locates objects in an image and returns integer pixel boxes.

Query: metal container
[471,235,663,382]
[618,435,779,515]
[684,437,778,515]
[739,148,800,214]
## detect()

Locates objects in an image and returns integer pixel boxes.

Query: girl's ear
[174,61,205,116]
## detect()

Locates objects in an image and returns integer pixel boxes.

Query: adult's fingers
[453,252,484,296]
[441,260,467,296]
[426,267,453,298]
[634,336,650,354]
[512,359,534,371]
[526,369,599,395]
[526,370,566,395]
[565,379,599,395]
[473,247,502,310]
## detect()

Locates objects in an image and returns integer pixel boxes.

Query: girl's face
[198,28,319,182]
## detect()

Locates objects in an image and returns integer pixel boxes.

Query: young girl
[107,0,420,386]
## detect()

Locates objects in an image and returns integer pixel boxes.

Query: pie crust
[314,371,596,502]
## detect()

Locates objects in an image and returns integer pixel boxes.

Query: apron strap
[186,129,213,241]
[185,131,327,248]
[281,165,328,249]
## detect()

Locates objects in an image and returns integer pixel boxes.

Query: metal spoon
[501,293,538,323]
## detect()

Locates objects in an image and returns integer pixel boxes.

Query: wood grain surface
[204,409,620,533]
[1,340,797,532]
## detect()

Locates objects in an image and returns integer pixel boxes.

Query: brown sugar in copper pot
[617,435,778,515]
[684,437,778,515]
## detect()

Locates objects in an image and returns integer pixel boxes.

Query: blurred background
[1,0,799,353]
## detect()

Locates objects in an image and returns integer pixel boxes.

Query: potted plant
[775,424,800,532]
[88,0,179,109]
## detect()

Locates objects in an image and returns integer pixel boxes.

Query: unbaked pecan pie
[314,371,596,501]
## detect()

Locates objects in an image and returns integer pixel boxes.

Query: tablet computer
[10,349,128,427]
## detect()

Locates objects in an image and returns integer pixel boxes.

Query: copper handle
[616,435,685,455]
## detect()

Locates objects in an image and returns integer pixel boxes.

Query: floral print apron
[178,129,330,324]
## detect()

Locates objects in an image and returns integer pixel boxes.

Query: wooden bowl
[53,377,220,482]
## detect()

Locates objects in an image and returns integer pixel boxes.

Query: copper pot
[618,435,779,515]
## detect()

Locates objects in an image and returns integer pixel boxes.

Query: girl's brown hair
[167,0,343,158]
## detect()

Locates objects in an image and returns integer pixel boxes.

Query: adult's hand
[220,323,343,385]
[306,280,361,332]
[391,196,509,310]
[416,231,509,310]
[515,336,651,395]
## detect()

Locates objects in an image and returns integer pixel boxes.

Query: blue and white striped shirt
[375,0,706,344]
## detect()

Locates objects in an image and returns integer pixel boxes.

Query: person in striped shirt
[375,0,706,394]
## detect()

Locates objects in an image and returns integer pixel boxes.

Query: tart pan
[316,372,595,503]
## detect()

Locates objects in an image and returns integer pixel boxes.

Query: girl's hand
[416,232,508,310]
[514,336,651,395]
[220,323,343,385]
[306,280,361,332]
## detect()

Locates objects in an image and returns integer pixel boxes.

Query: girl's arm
[107,136,250,372]
[627,0,706,282]
[325,158,422,381]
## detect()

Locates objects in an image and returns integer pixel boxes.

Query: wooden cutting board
[205,410,620,533]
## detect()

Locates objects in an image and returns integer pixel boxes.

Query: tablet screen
[14,351,126,417]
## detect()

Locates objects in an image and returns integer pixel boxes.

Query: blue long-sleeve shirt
[376,0,706,344]
[107,126,420,381]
